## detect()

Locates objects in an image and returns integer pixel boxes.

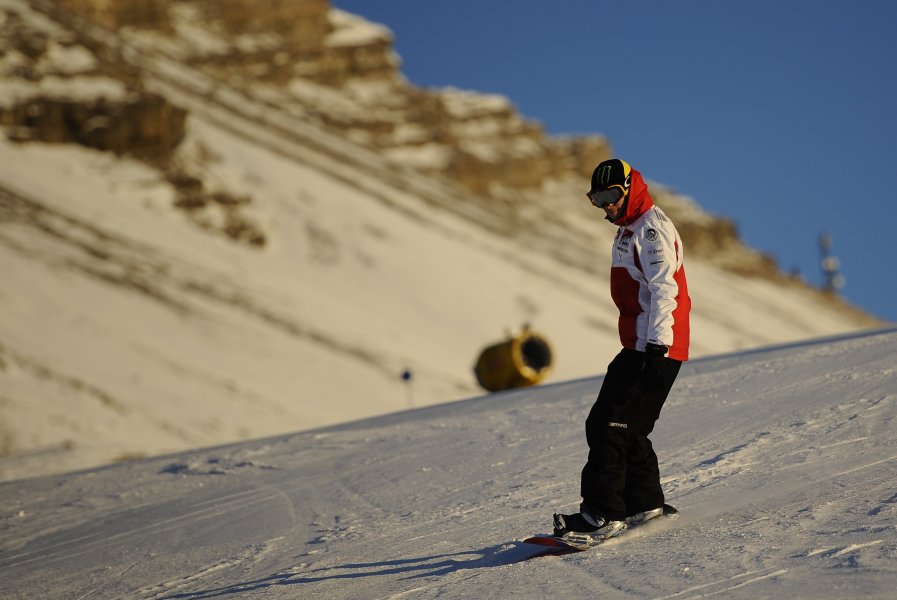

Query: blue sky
[334,1,897,323]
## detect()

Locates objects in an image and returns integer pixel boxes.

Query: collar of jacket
[610,168,654,227]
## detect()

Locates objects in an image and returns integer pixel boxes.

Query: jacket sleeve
[635,216,682,348]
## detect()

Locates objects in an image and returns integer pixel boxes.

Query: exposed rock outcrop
[3,92,187,158]
[0,5,184,157]
[0,1,265,247]
[55,0,172,30]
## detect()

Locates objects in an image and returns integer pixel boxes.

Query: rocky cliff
[0,5,184,158]
[47,0,611,192]
[7,0,873,296]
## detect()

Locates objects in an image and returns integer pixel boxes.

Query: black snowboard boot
[553,505,626,540]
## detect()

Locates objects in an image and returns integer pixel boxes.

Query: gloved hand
[640,343,668,392]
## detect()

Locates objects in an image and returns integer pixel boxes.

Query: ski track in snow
[2,329,897,599]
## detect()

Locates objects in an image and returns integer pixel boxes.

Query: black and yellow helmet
[587,159,632,208]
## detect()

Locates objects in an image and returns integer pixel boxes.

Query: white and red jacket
[608,170,691,361]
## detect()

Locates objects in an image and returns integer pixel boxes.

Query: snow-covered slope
[0,0,879,481]
[2,329,896,599]
[0,111,873,481]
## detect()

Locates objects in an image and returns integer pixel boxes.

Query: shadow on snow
[158,541,549,598]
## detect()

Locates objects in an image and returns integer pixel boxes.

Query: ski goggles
[586,185,626,208]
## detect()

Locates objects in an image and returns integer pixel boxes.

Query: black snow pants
[580,348,681,521]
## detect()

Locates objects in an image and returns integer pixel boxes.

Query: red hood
[611,168,654,226]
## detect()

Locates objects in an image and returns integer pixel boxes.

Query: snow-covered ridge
[2,329,896,598]
[326,8,393,49]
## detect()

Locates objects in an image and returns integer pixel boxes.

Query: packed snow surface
[2,328,896,599]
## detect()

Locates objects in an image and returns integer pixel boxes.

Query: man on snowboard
[554,159,691,541]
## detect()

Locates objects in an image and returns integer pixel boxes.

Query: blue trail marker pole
[401,369,414,408]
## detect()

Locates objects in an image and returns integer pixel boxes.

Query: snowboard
[522,504,679,557]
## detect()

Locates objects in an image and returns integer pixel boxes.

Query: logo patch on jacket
[645,228,658,242]
[615,229,633,255]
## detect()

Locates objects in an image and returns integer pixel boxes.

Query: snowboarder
[554,158,691,541]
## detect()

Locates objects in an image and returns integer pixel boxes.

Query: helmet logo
[598,164,613,187]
